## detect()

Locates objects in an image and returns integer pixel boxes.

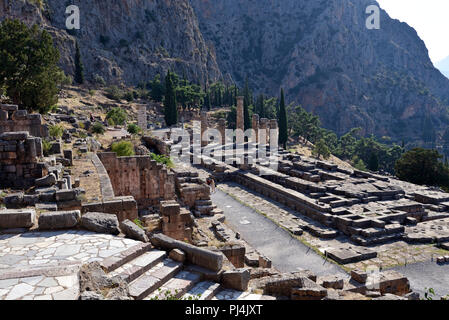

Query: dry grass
[71,153,103,203]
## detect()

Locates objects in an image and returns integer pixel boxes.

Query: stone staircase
[100,242,268,300]
[194,199,223,217]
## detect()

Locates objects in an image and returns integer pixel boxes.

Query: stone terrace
[194,143,449,266]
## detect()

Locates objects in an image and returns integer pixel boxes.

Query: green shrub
[105,86,123,101]
[150,153,174,168]
[92,122,105,135]
[111,141,135,157]
[123,91,134,102]
[127,123,141,135]
[42,139,52,156]
[49,125,63,138]
[106,107,127,126]
[93,74,106,87]
[133,219,145,230]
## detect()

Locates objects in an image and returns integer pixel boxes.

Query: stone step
[100,243,152,273]
[210,209,224,216]
[195,200,213,206]
[108,250,166,283]
[183,281,221,300]
[212,289,277,300]
[128,259,183,300]
[196,205,217,214]
[145,271,202,300]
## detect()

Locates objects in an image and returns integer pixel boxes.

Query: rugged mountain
[0,0,222,85]
[190,0,449,144]
[436,56,449,80]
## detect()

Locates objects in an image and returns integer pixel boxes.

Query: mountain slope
[436,56,449,79]
[190,0,449,144]
[0,0,222,85]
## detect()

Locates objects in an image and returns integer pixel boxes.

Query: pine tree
[0,19,62,113]
[74,41,84,84]
[164,70,178,126]
[278,88,288,149]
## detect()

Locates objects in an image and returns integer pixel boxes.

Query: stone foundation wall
[160,200,193,242]
[0,132,47,189]
[98,153,175,209]
[0,104,48,137]
[81,196,138,222]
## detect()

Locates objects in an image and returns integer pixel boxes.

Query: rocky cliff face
[0,0,222,85]
[2,0,449,144]
[190,0,449,143]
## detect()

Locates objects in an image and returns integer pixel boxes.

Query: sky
[377,0,449,64]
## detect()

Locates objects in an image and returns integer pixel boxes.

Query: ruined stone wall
[98,152,176,209]
[160,200,193,242]
[142,136,171,156]
[0,104,48,137]
[0,132,47,189]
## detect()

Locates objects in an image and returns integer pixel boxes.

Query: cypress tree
[164,70,178,126]
[74,41,84,84]
[206,91,211,110]
[278,88,288,149]
[256,94,264,118]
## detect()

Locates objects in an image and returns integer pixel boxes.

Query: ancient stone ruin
[0,131,46,189]
[0,104,48,137]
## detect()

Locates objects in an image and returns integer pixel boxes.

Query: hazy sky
[377,0,449,64]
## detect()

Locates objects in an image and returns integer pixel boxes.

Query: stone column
[269,119,279,145]
[236,96,245,147]
[138,105,147,132]
[218,119,226,146]
[259,118,268,145]
[201,111,208,147]
[236,96,244,132]
[252,114,259,143]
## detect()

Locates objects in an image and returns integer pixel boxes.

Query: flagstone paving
[0,230,141,300]
[0,230,140,270]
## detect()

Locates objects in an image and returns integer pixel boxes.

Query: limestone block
[0,209,36,229]
[38,210,81,230]
[222,268,251,291]
[0,132,29,141]
[80,212,120,235]
[151,233,223,271]
[169,249,186,263]
[119,219,149,242]
[35,173,57,188]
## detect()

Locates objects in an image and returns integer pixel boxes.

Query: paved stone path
[0,230,140,270]
[0,230,140,300]
[0,271,79,300]
[393,262,449,297]
[211,190,347,277]
[218,182,447,271]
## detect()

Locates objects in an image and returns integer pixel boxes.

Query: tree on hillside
[0,19,63,113]
[148,74,165,102]
[203,89,211,111]
[312,138,331,160]
[278,88,288,149]
[255,94,264,118]
[74,41,84,84]
[164,70,178,127]
[395,148,449,188]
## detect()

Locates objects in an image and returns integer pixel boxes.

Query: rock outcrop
[0,0,222,85]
